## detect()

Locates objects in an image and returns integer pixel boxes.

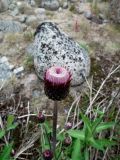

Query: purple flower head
[44,66,71,101]
[38,112,45,123]
[43,149,53,160]
[65,122,72,130]
[64,136,72,147]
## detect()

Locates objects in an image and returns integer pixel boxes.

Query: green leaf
[84,148,89,160]
[7,123,18,131]
[89,137,104,151]
[96,122,115,133]
[40,124,51,151]
[96,139,116,148]
[67,129,85,140]
[93,109,104,116]
[57,132,65,142]
[7,115,15,129]
[0,143,13,160]
[43,121,52,134]
[80,113,92,136]
[71,138,83,160]
[92,117,103,134]
[0,130,5,139]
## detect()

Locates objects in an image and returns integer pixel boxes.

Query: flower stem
[52,101,58,156]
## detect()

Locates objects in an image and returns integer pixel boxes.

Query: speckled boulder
[33,22,90,86]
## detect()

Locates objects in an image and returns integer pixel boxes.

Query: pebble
[13,66,24,75]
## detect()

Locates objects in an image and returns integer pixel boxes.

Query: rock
[26,15,38,27]
[0,20,24,33]
[58,7,62,12]
[10,7,19,16]
[0,32,4,43]
[0,56,8,64]
[35,0,60,10]
[9,3,16,10]
[41,0,60,11]
[34,8,46,15]
[0,63,12,81]
[69,0,78,3]
[9,64,15,71]
[27,0,36,6]
[21,73,39,98]
[103,19,109,23]
[19,15,27,23]
[0,0,9,12]
[99,13,105,20]
[75,3,91,14]
[13,66,24,76]
[33,22,90,86]
[63,2,68,9]
[34,8,46,20]
[110,0,120,23]
[0,56,12,81]
[84,11,92,20]
[34,0,42,7]
[17,1,34,15]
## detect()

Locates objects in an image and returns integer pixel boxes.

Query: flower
[44,66,71,101]
[65,122,72,130]
[38,112,45,123]
[64,136,72,147]
[43,149,53,160]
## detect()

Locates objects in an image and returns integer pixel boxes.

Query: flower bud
[64,136,72,147]
[43,149,53,160]
[38,112,45,123]
[65,122,72,130]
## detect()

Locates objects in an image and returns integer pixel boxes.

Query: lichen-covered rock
[110,0,120,23]
[33,22,90,86]
[35,0,60,10]
[0,20,25,33]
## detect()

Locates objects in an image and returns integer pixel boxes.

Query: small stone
[63,2,68,9]
[19,15,27,23]
[103,19,109,23]
[41,0,60,11]
[26,15,38,27]
[13,66,24,75]
[0,56,8,64]
[34,8,46,15]
[99,13,105,20]
[32,90,41,98]
[9,64,15,71]
[10,8,19,16]
[84,11,92,20]
[58,7,62,12]
[9,4,16,10]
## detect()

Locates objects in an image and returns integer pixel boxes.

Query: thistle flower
[38,112,45,123]
[44,66,71,101]
[65,122,72,130]
[43,150,53,160]
[64,136,72,147]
